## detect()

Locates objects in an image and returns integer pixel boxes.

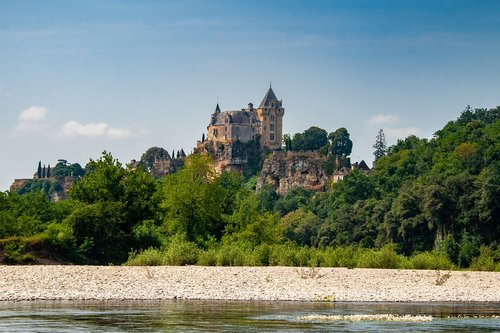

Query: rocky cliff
[257,151,330,195]
[10,176,78,201]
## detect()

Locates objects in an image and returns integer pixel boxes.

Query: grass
[124,242,478,270]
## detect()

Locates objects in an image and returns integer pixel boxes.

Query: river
[0,300,498,332]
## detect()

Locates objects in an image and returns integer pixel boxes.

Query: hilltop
[0,105,498,270]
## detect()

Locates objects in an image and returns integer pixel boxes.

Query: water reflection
[0,300,498,332]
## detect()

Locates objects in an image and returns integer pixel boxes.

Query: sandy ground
[0,266,498,302]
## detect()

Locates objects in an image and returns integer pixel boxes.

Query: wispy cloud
[367,113,420,140]
[385,127,421,140]
[366,114,399,126]
[11,106,136,140]
[14,106,49,132]
[60,120,134,139]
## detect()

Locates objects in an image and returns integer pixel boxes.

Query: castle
[206,86,285,150]
[195,86,285,173]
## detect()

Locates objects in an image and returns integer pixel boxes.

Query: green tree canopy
[329,127,353,156]
[140,146,171,171]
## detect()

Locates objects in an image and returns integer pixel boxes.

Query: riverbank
[0,266,498,302]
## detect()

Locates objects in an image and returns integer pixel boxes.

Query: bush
[215,245,247,266]
[356,244,407,269]
[268,244,300,266]
[164,234,199,265]
[197,248,218,266]
[43,223,82,261]
[125,247,165,266]
[470,246,499,271]
[321,246,360,268]
[408,251,455,270]
[3,241,36,264]
[249,243,273,266]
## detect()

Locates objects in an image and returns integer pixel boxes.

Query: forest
[0,106,498,270]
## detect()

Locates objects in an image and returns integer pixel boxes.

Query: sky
[1,0,500,191]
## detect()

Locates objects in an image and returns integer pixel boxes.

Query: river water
[0,300,498,332]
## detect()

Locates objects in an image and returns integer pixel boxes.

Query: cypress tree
[47,164,51,178]
[37,161,42,179]
[42,165,46,178]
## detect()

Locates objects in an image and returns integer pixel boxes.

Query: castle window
[270,133,275,141]
[270,115,275,121]
[264,116,266,121]
[270,123,275,131]
[264,125,266,131]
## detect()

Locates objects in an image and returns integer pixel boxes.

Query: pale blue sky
[1,0,499,190]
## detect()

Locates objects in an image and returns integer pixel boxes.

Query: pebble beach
[0,266,498,302]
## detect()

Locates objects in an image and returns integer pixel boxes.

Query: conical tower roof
[258,87,279,109]
[215,103,221,113]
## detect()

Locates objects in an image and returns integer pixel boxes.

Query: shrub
[295,246,313,266]
[215,245,246,266]
[125,248,165,266]
[250,243,273,266]
[470,246,499,271]
[357,244,407,269]
[43,223,81,261]
[197,248,218,266]
[321,246,360,268]
[164,235,199,265]
[4,241,36,264]
[269,244,299,266]
[408,251,455,270]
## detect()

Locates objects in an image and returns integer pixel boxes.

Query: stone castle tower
[256,86,285,150]
[206,86,285,150]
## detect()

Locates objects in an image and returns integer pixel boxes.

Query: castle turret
[256,86,285,150]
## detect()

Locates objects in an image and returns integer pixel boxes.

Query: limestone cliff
[195,138,263,176]
[10,176,78,202]
[257,151,330,195]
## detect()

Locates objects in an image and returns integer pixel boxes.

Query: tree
[281,208,320,246]
[37,161,42,179]
[160,154,225,245]
[140,147,170,171]
[289,127,329,152]
[303,126,328,151]
[282,134,292,151]
[47,164,51,178]
[329,128,353,156]
[70,152,126,203]
[67,151,159,263]
[53,161,85,179]
[274,187,314,216]
[42,165,46,178]
[373,129,387,160]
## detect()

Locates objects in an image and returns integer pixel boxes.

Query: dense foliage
[0,106,498,270]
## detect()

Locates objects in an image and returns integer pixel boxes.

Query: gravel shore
[0,266,498,302]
